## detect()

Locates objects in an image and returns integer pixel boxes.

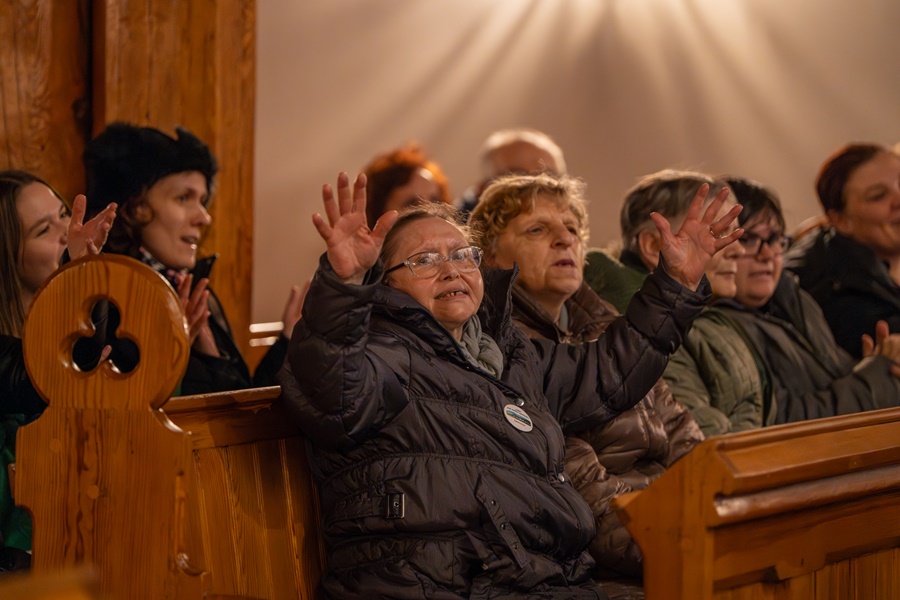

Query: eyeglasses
[738,232,792,255]
[384,246,483,278]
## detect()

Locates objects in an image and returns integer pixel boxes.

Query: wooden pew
[0,567,100,599]
[14,255,325,599]
[615,408,900,599]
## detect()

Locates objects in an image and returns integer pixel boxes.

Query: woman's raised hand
[68,195,117,259]
[650,184,743,291]
[312,172,398,285]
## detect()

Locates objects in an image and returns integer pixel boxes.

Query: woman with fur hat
[82,122,290,394]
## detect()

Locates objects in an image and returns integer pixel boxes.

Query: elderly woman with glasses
[665,176,900,438]
[278,171,740,600]
[467,173,703,594]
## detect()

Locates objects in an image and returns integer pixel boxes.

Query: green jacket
[583,249,648,314]
[664,273,900,437]
[663,309,769,437]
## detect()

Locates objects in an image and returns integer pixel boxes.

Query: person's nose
[193,204,213,227]
[756,239,777,260]
[725,238,746,259]
[438,257,461,279]
[552,225,576,248]
[889,187,900,210]
[58,215,71,245]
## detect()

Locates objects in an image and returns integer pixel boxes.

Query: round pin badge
[503,404,534,432]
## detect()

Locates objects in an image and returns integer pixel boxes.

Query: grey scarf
[457,317,504,378]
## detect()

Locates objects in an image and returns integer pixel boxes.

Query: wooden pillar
[91,0,256,353]
[0,0,91,202]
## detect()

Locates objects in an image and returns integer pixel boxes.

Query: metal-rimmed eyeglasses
[383,246,483,278]
[738,232,792,255]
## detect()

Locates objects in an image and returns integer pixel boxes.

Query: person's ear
[826,209,851,236]
[134,199,152,223]
[482,247,497,268]
[636,229,661,271]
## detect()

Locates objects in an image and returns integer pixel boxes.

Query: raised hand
[280,279,310,340]
[312,172,398,285]
[861,320,900,378]
[650,184,743,290]
[68,195,117,259]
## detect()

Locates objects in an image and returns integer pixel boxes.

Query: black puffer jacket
[279,256,708,599]
[786,229,900,358]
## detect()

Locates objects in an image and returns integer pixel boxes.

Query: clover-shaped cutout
[72,299,140,373]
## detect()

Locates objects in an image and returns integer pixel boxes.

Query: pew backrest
[615,408,900,599]
[16,255,325,599]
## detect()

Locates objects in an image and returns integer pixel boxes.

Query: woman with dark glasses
[666,176,900,438]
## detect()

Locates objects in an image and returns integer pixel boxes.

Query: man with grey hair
[584,170,731,312]
[457,127,567,215]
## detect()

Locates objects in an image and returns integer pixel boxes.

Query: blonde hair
[468,173,588,253]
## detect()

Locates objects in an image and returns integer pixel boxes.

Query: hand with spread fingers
[312,172,398,285]
[861,320,900,379]
[650,184,743,290]
[67,195,117,259]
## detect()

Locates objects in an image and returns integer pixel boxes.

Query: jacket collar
[371,264,520,358]
[512,282,618,343]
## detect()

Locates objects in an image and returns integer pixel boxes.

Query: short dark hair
[722,176,785,231]
[815,143,886,214]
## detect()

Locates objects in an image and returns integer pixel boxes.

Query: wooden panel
[281,435,327,599]
[165,387,295,448]
[168,388,326,599]
[16,255,206,599]
[0,568,100,600]
[21,255,190,410]
[91,0,256,353]
[616,408,900,600]
[0,0,91,202]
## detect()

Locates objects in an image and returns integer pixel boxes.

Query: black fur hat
[83,122,218,216]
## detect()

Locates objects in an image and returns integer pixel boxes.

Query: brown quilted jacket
[512,283,704,583]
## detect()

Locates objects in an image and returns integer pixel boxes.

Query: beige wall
[253,0,900,323]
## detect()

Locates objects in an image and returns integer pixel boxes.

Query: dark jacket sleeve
[178,289,253,396]
[0,336,46,420]
[776,355,900,423]
[773,291,900,423]
[277,255,408,451]
[251,335,288,387]
[818,290,900,359]
[538,267,710,433]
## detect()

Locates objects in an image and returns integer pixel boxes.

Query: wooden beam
[0,0,91,203]
[91,0,256,354]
